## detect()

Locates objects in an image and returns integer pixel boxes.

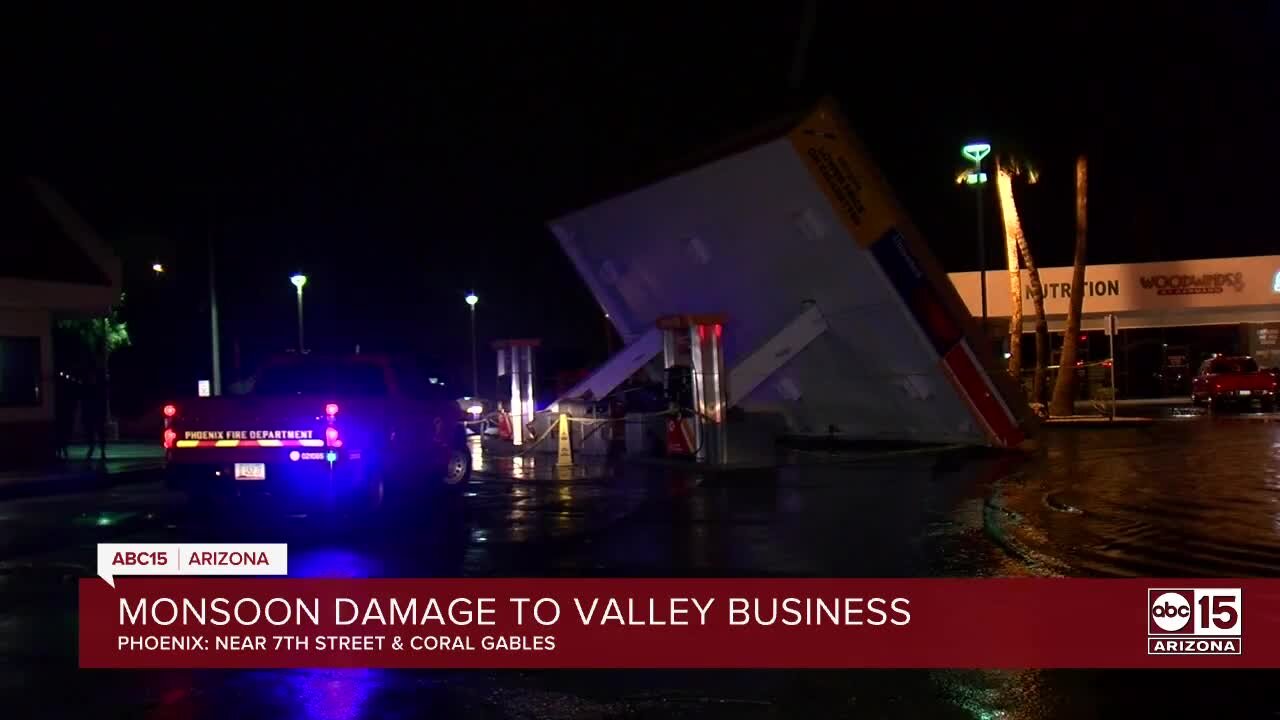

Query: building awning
[949,256,1280,331]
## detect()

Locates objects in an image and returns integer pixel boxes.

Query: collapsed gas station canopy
[550,98,1033,447]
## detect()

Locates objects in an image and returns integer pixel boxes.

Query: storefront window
[0,336,42,406]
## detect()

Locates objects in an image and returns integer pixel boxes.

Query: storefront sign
[1028,280,1120,300]
[948,256,1280,320]
[1138,272,1245,296]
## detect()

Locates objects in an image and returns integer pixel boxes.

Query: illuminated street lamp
[290,273,307,353]
[465,292,479,398]
[961,142,992,324]
[961,143,991,163]
[151,262,165,274]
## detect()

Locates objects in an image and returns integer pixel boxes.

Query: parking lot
[1,413,1277,717]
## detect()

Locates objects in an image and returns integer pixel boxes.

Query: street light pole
[465,292,479,398]
[961,142,993,327]
[976,168,986,322]
[291,273,307,353]
[154,249,221,395]
[208,233,223,396]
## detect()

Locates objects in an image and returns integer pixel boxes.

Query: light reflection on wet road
[0,416,1277,717]
[992,417,1280,578]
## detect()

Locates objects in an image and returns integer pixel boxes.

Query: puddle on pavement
[990,420,1280,577]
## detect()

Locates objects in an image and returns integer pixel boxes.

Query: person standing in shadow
[82,368,108,462]
[54,371,78,461]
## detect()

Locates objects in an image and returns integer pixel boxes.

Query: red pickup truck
[163,353,471,512]
[1191,355,1277,412]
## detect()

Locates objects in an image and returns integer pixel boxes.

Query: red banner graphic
[79,578,1280,669]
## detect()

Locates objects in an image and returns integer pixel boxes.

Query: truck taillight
[325,403,339,417]
[163,404,177,440]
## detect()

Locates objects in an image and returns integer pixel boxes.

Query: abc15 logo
[1148,588,1242,636]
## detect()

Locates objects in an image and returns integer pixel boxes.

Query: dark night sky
[13,3,1279,407]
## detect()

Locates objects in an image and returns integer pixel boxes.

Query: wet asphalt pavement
[1,412,1278,718]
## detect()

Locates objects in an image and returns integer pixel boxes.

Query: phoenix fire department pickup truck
[163,353,471,511]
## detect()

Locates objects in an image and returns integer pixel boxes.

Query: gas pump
[493,339,539,446]
[657,314,727,462]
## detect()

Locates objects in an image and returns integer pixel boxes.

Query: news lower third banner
[79,576,1280,669]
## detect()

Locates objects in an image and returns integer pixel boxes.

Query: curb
[1206,413,1280,423]
[1040,416,1156,428]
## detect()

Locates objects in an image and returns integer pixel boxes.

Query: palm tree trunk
[1014,227,1049,407]
[994,165,1023,381]
[1050,156,1089,416]
[1033,305,1048,408]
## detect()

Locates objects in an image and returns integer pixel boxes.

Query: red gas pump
[657,314,728,462]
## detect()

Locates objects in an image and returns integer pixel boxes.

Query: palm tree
[1050,156,1089,416]
[995,155,1049,407]
[994,160,1023,380]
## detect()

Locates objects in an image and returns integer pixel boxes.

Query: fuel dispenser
[657,314,727,463]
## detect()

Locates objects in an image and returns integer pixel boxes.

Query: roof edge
[24,177,123,294]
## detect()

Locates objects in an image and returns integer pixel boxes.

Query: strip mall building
[949,256,1280,397]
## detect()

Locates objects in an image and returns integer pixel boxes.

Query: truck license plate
[1239,390,1252,396]
[234,463,266,481]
